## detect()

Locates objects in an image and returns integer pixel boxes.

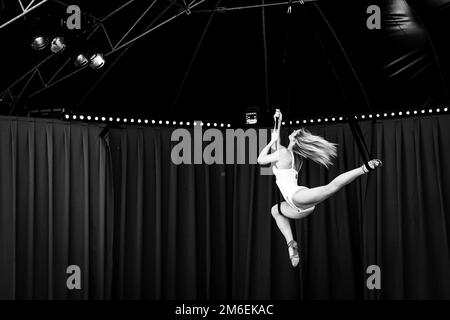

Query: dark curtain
[0,117,114,300]
[1,115,450,299]
[108,115,450,300]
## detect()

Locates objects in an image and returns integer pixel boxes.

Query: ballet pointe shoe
[361,159,382,173]
[287,240,300,267]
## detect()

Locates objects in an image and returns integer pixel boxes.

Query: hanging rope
[300,2,373,167]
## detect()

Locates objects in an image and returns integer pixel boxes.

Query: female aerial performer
[257,109,382,267]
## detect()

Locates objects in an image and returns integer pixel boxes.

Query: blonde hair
[293,128,337,168]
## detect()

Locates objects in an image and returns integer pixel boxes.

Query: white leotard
[272,150,310,213]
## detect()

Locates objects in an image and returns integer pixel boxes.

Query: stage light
[180,122,184,125]
[89,53,105,69]
[436,109,440,113]
[310,119,314,123]
[398,112,402,116]
[165,121,169,125]
[50,37,66,54]
[296,120,299,124]
[429,109,432,113]
[137,119,141,123]
[384,113,388,117]
[74,53,89,67]
[145,120,149,124]
[289,121,293,125]
[391,112,395,116]
[331,118,335,122]
[369,114,373,118]
[406,111,410,115]
[282,122,286,125]
[65,114,69,119]
[87,116,91,120]
[214,123,217,127]
[303,120,307,123]
[79,115,84,120]
[376,114,380,118]
[151,120,154,124]
[361,115,365,119]
[421,110,425,114]
[130,119,134,123]
[414,110,417,114]
[173,121,176,125]
[325,118,328,122]
[220,123,224,127]
[227,124,231,128]
[207,123,211,127]
[31,35,49,50]
[200,122,204,126]
[109,117,113,121]
[445,108,448,112]
[339,117,343,121]
[317,119,321,123]
[95,116,99,121]
[187,122,191,126]
[72,115,77,120]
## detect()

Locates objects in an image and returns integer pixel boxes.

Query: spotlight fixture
[50,36,66,54]
[89,53,105,69]
[74,53,89,67]
[31,35,49,50]
[245,107,258,125]
[65,114,70,119]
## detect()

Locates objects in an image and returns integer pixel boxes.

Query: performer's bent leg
[271,204,295,245]
[292,166,366,209]
[271,202,313,257]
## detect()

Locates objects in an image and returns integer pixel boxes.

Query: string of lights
[63,106,449,128]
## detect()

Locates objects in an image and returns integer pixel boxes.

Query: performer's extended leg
[292,160,381,209]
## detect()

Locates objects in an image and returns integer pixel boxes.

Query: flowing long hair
[292,128,337,168]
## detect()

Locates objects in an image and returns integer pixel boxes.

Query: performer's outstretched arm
[257,130,280,165]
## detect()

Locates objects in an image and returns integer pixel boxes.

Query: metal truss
[0,0,51,30]
[0,0,209,115]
